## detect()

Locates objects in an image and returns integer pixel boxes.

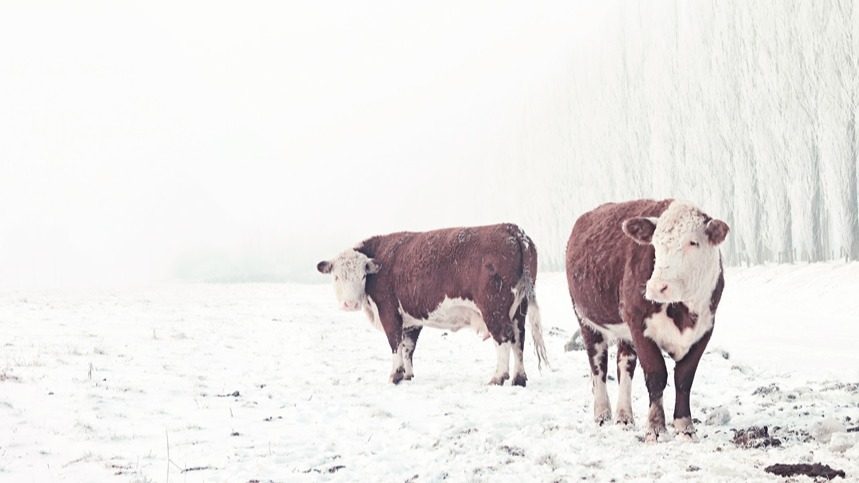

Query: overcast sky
[0,1,607,287]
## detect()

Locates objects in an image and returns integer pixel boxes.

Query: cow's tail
[509,230,550,371]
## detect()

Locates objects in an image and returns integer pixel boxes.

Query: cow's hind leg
[388,351,405,384]
[490,341,511,385]
[510,305,528,387]
[581,321,611,424]
[616,340,637,426]
[486,310,519,386]
[400,326,422,381]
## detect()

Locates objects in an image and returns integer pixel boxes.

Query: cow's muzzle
[645,279,679,303]
[341,300,362,311]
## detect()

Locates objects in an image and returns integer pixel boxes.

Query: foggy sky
[0,2,604,287]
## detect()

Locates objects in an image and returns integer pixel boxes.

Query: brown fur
[567,199,672,329]
[355,223,543,384]
[566,199,725,439]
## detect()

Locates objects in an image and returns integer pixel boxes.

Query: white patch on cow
[581,316,633,342]
[590,338,612,424]
[645,200,723,306]
[511,340,525,381]
[616,352,635,424]
[324,249,376,311]
[389,350,404,381]
[509,281,525,321]
[643,304,714,361]
[399,297,488,338]
[363,295,383,332]
[593,379,612,424]
[491,342,511,384]
[399,336,416,379]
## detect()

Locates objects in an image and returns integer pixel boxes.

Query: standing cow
[317,224,549,386]
[566,199,729,441]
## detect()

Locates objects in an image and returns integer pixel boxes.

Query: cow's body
[566,199,728,441]
[319,224,548,386]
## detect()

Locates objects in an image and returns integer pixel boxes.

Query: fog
[3,2,857,288]
[0,2,601,287]
[493,1,859,270]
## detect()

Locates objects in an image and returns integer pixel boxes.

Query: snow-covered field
[2,262,858,482]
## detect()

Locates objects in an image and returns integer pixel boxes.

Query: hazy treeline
[489,1,859,270]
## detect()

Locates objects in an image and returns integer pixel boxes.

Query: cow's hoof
[674,419,697,441]
[403,373,414,381]
[594,410,612,426]
[615,412,635,426]
[489,373,509,385]
[389,367,405,384]
[644,426,669,443]
[511,374,527,387]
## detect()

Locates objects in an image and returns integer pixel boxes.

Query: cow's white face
[317,249,381,312]
[623,201,729,305]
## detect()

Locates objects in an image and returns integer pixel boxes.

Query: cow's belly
[575,305,632,342]
[400,297,488,337]
[581,317,633,342]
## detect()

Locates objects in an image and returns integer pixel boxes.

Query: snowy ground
[2,262,858,482]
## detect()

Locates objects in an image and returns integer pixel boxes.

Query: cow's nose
[343,301,360,311]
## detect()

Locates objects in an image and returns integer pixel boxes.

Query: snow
[2,262,858,482]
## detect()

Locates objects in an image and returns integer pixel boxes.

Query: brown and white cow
[566,199,729,441]
[318,224,549,386]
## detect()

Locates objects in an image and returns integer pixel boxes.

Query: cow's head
[622,201,729,305]
[317,249,381,311]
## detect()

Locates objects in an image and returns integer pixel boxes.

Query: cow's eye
[334,275,339,281]
[689,241,699,247]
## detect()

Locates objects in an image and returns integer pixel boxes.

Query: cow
[317,224,549,386]
[566,199,729,442]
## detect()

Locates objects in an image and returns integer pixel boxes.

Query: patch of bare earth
[764,463,846,480]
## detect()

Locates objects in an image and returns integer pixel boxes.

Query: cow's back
[566,199,672,326]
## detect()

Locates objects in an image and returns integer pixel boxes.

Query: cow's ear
[622,217,657,245]
[317,260,333,274]
[705,219,729,245]
[365,259,381,274]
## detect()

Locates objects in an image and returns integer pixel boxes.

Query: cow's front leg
[631,330,668,442]
[615,340,637,426]
[378,304,405,384]
[672,329,712,440]
[581,322,611,424]
[399,326,422,381]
